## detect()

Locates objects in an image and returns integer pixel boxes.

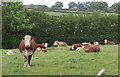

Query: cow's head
[94,41,99,45]
[104,39,107,44]
[44,43,48,48]
[53,41,58,46]
[23,35,32,49]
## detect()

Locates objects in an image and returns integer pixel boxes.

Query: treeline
[2,2,118,49]
[24,1,120,13]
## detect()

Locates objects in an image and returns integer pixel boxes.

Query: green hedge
[2,2,118,48]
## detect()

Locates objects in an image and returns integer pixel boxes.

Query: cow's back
[91,45,100,52]
[108,41,115,45]
[83,45,100,52]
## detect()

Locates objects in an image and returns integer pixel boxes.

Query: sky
[20,0,119,8]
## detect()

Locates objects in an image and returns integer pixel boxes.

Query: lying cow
[19,35,36,67]
[70,44,83,51]
[83,44,100,53]
[36,43,48,52]
[104,39,115,45]
[53,41,68,46]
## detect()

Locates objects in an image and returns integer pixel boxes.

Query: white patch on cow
[81,45,85,48]
[24,35,31,47]
[44,43,48,48]
[104,39,107,44]
[37,48,41,51]
[82,42,90,45]
[25,49,33,57]
[71,45,74,49]
[53,41,58,46]
[41,48,46,51]
[24,62,27,67]
[27,64,30,67]
[76,47,83,51]
[24,56,27,67]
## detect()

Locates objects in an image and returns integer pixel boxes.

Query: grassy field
[2,45,118,75]
[44,11,118,17]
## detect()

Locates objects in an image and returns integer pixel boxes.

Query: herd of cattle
[18,35,115,67]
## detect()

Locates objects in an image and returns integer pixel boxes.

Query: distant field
[44,11,118,16]
[2,45,118,75]
[44,12,69,16]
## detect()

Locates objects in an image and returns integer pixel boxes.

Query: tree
[2,2,33,48]
[89,1,108,12]
[68,1,77,9]
[110,2,120,13]
[51,1,63,10]
[77,2,91,11]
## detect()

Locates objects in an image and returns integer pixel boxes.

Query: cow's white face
[94,41,99,45]
[104,39,107,44]
[53,41,58,46]
[24,35,32,48]
[44,43,48,48]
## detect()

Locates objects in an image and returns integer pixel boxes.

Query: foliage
[110,2,120,13]
[2,2,34,48]
[51,1,63,10]
[68,1,77,9]
[2,2,118,48]
[89,1,109,12]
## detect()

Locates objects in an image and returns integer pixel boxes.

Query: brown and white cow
[53,41,68,46]
[104,39,115,45]
[36,43,48,52]
[19,35,36,67]
[70,44,83,51]
[83,44,100,53]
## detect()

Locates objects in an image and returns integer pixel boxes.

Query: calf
[104,39,115,45]
[36,43,48,52]
[53,41,68,46]
[19,35,36,67]
[70,44,83,51]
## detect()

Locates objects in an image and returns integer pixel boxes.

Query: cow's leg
[28,55,32,67]
[24,56,27,67]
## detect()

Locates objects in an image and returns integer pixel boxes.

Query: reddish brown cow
[36,43,48,52]
[19,35,36,67]
[53,41,68,46]
[104,39,115,45]
[83,44,100,53]
[70,44,83,51]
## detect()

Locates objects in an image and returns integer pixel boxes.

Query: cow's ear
[22,37,25,40]
[31,37,33,40]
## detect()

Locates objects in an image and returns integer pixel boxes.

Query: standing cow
[53,41,68,46]
[19,35,36,67]
[36,43,48,52]
[104,39,115,45]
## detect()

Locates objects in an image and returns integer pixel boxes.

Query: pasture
[2,45,118,75]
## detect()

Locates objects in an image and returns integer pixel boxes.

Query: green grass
[44,12,69,16]
[0,49,2,76]
[2,45,118,75]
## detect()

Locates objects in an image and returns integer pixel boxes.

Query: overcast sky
[20,0,119,8]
